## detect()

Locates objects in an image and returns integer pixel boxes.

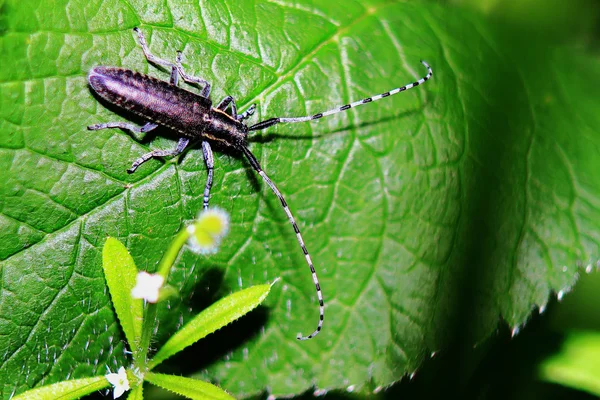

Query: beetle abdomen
[88,66,212,136]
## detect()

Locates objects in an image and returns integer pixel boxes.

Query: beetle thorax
[201,108,248,148]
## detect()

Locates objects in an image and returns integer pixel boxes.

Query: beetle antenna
[240,146,324,340]
[248,60,432,132]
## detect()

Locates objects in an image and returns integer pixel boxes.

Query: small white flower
[105,366,130,399]
[131,271,164,303]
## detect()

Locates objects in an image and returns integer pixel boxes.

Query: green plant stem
[137,227,190,368]
[158,229,190,278]
[136,302,157,370]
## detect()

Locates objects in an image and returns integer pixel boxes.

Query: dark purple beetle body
[88,66,248,149]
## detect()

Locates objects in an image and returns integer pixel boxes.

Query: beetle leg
[134,28,212,97]
[216,97,256,122]
[175,50,212,98]
[128,137,190,174]
[216,96,237,118]
[134,28,178,74]
[237,104,257,121]
[169,63,179,85]
[88,121,158,141]
[201,141,214,210]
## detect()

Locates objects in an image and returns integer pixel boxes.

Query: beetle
[88,28,433,340]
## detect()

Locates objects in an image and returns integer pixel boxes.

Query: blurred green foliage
[448,0,600,49]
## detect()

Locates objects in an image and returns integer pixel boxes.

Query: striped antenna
[248,61,432,132]
[240,146,324,340]
[242,61,432,340]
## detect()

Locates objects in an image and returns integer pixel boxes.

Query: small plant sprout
[187,207,230,254]
[131,271,165,303]
[13,214,277,400]
[88,27,433,340]
[105,366,130,399]
[132,208,228,303]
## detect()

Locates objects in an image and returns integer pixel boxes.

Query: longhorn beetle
[88,28,433,340]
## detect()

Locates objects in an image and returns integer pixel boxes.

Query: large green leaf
[1,0,599,398]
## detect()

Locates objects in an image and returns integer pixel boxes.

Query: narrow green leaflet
[11,376,108,400]
[145,372,235,400]
[1,0,599,399]
[102,237,144,355]
[539,331,600,396]
[129,385,144,400]
[149,283,273,369]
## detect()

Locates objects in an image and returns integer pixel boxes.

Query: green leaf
[1,0,599,398]
[539,331,600,396]
[11,376,109,400]
[145,372,235,400]
[102,237,143,357]
[129,385,144,400]
[149,283,273,370]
